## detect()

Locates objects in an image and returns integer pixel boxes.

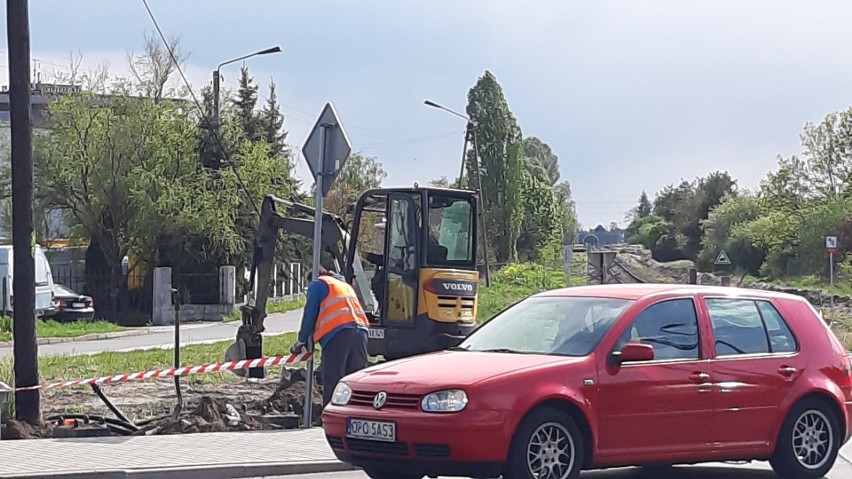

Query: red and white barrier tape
[13,353,312,392]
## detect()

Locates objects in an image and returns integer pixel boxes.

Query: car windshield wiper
[447,346,470,351]
[478,348,525,354]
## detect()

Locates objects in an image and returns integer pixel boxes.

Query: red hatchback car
[322,284,852,479]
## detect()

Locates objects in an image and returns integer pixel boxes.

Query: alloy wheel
[792,409,834,470]
[526,421,576,479]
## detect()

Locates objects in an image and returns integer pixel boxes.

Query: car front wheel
[770,398,840,479]
[503,407,584,479]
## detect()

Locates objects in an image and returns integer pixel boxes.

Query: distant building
[576,225,624,248]
[0,83,83,238]
[0,82,82,126]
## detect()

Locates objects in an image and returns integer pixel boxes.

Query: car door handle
[778,366,797,377]
[690,372,710,383]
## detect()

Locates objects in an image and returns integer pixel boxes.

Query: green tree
[465,71,524,263]
[259,81,298,193]
[553,181,577,243]
[633,191,652,220]
[429,176,450,188]
[517,173,561,262]
[232,66,262,142]
[196,85,222,170]
[34,90,290,318]
[624,215,669,252]
[260,82,290,159]
[697,192,764,274]
[127,34,188,103]
[322,153,387,218]
[522,136,559,186]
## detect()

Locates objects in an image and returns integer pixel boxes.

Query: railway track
[606,259,646,284]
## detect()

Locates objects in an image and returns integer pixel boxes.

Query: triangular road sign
[714,250,731,265]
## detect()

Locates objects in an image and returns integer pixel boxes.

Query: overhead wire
[139,0,259,214]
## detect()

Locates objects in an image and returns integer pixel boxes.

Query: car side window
[617,298,700,360]
[756,301,798,353]
[705,299,770,356]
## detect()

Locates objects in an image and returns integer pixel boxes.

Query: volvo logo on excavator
[430,279,478,297]
[442,282,473,292]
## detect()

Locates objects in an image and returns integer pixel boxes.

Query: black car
[52,284,95,322]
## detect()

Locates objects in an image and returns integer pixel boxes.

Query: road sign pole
[826,236,837,323]
[301,102,351,429]
[303,125,327,429]
[830,251,835,322]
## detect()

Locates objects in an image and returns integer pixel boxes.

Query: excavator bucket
[224,336,248,378]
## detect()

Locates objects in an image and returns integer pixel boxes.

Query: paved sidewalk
[0,309,304,359]
[0,427,350,479]
[0,427,849,479]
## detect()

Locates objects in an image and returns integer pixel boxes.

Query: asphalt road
[0,309,304,358]
[259,458,852,478]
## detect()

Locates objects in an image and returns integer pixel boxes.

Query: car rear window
[705,298,797,356]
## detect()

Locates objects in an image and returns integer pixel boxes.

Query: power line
[139,0,259,214]
[356,130,462,148]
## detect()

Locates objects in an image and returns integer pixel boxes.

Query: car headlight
[421,389,468,413]
[331,382,352,406]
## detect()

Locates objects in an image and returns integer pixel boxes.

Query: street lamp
[424,99,491,286]
[424,100,472,188]
[212,46,282,128]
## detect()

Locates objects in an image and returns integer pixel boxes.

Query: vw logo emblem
[372,391,388,409]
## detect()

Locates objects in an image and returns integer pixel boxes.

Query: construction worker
[290,267,370,406]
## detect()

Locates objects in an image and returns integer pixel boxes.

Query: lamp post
[424,99,491,286]
[212,46,282,129]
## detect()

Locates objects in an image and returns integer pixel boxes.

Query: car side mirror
[609,342,654,366]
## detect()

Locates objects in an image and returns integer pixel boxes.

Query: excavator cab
[345,187,479,359]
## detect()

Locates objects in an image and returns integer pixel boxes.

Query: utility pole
[7,0,40,424]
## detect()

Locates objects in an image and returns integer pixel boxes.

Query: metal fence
[51,268,152,316]
[172,272,222,305]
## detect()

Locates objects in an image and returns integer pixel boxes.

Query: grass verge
[0,317,126,343]
[224,296,306,323]
[478,259,587,322]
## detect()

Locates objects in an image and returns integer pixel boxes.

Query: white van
[0,244,57,318]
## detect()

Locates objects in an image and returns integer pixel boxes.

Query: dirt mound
[261,368,324,425]
[3,420,35,439]
[138,369,323,435]
[1,419,54,439]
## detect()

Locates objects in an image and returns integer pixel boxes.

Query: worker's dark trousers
[321,327,368,406]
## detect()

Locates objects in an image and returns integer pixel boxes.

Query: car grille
[350,390,421,410]
[348,438,409,455]
[414,443,451,458]
[326,436,344,450]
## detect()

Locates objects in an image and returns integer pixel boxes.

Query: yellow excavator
[226,186,482,374]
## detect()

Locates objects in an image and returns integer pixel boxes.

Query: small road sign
[714,250,731,265]
[302,102,352,197]
[563,245,573,265]
[826,236,838,253]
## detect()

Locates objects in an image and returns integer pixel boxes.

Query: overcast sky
[3,1,852,230]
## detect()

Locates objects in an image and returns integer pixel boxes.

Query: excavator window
[425,193,475,268]
[383,194,419,323]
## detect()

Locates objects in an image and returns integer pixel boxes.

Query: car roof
[536,283,806,302]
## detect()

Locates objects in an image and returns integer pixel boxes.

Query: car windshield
[54,285,75,296]
[459,296,634,356]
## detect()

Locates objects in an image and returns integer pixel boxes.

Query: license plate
[72,302,85,308]
[346,418,395,442]
[368,328,385,339]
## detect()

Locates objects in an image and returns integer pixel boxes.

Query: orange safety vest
[314,275,369,343]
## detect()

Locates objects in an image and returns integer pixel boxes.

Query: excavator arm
[225,194,376,376]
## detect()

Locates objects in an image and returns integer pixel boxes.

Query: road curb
[0,329,152,348]
[2,460,354,479]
